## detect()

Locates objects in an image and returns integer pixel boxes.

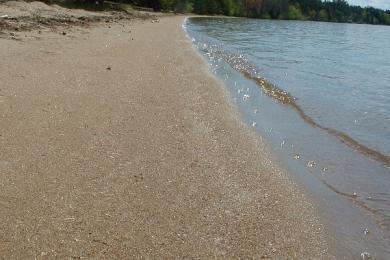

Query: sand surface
[0,5,328,258]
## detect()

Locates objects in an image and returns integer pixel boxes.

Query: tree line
[131,0,390,25]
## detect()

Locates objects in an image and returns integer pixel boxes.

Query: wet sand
[0,6,328,258]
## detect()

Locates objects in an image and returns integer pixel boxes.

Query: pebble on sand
[307,161,316,167]
[361,252,371,259]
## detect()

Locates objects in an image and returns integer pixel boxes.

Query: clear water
[185,17,390,259]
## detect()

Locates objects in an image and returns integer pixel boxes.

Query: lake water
[185,17,390,259]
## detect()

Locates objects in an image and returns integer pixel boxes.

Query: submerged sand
[0,5,328,258]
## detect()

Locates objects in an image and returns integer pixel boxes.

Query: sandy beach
[0,2,328,258]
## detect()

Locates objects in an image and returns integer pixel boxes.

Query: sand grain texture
[0,12,328,259]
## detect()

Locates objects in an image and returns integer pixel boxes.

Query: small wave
[197,41,390,166]
[321,181,390,233]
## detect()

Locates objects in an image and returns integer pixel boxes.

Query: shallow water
[185,17,390,259]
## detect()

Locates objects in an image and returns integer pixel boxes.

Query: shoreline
[0,4,328,258]
[187,17,390,259]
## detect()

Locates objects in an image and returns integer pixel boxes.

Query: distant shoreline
[138,0,390,26]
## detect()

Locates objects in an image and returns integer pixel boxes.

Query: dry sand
[0,3,329,259]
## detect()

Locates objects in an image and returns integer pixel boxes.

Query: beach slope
[0,10,327,258]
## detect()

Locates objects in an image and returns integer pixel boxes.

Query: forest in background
[131,0,390,25]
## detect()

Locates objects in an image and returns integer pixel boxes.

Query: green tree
[286,4,303,19]
[160,0,174,10]
[317,9,328,21]
[222,0,235,16]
